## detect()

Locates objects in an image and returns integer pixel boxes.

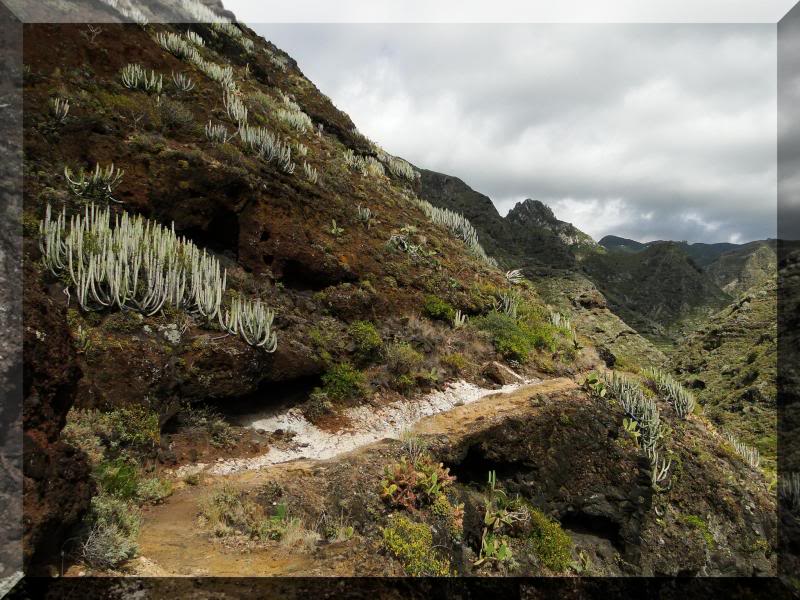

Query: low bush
[82,493,141,569]
[95,457,140,500]
[527,508,573,572]
[385,342,424,375]
[423,295,456,322]
[348,320,382,361]
[382,513,451,576]
[320,362,367,402]
[137,477,173,505]
[472,311,556,363]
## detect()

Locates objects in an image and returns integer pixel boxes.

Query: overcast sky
[252,24,777,244]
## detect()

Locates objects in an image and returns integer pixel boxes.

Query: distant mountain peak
[508,199,557,226]
[507,199,597,249]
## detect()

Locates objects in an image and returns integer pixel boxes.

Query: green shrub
[95,457,140,500]
[82,493,141,569]
[681,514,715,549]
[349,320,382,361]
[106,405,160,451]
[382,514,451,576]
[423,295,455,322]
[178,403,235,448]
[159,97,194,130]
[321,362,367,402]
[473,311,556,363]
[442,353,468,372]
[137,477,173,505]
[302,390,334,423]
[385,342,424,375]
[527,508,572,572]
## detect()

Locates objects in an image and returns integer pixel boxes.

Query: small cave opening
[179,209,240,259]
[446,442,523,488]
[558,511,624,551]
[215,374,324,427]
[277,259,353,292]
[163,374,323,433]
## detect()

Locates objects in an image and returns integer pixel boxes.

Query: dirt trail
[133,377,577,577]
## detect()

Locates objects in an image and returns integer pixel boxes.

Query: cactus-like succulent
[120,63,162,94]
[780,472,800,512]
[64,163,124,203]
[185,29,204,47]
[49,96,70,124]
[223,89,248,124]
[277,107,313,133]
[383,155,417,181]
[548,311,573,334]
[204,121,234,144]
[192,57,236,91]
[642,367,696,419]
[453,310,467,329]
[356,205,374,229]
[295,142,308,157]
[39,204,277,351]
[172,71,195,92]
[219,294,277,351]
[412,196,497,269]
[303,161,318,184]
[723,431,760,469]
[155,31,199,62]
[603,372,663,457]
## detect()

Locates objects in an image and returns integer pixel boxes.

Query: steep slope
[598,235,646,253]
[705,240,777,294]
[581,242,732,341]
[19,2,777,579]
[671,280,777,475]
[418,169,666,367]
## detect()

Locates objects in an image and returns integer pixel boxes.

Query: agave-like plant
[172,71,195,92]
[64,163,124,203]
[505,269,524,285]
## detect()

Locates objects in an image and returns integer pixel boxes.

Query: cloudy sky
[252,24,777,244]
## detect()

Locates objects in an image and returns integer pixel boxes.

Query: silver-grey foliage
[412,197,498,269]
[64,163,124,203]
[723,431,760,469]
[39,204,277,351]
[643,367,696,419]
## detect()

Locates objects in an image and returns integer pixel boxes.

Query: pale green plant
[303,161,318,184]
[64,163,124,203]
[205,121,234,144]
[49,96,70,124]
[642,367,696,419]
[120,63,162,93]
[171,71,195,92]
[723,431,760,469]
[356,205,374,229]
[219,294,277,351]
[223,89,248,124]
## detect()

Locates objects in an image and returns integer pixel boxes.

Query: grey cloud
[252,23,777,243]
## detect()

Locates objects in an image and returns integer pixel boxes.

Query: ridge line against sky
[251,23,778,244]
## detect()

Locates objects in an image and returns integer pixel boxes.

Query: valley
[15,0,782,584]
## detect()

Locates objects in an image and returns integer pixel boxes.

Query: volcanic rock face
[22,262,93,568]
